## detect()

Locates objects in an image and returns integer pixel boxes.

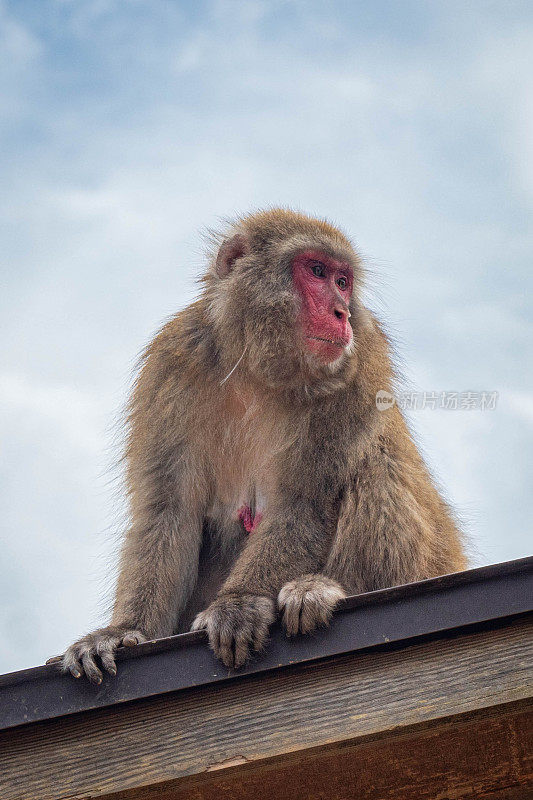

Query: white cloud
[0,372,107,452]
[505,391,533,427]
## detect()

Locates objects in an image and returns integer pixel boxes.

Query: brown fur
[56,208,466,679]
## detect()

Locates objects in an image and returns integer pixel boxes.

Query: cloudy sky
[1,0,532,674]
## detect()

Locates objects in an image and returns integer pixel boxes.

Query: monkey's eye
[311,262,326,278]
[337,276,348,291]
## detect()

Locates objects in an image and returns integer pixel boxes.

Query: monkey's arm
[57,344,205,683]
[324,430,467,592]
[58,462,204,683]
[224,495,335,594]
[192,492,337,668]
[278,421,467,637]
[111,489,204,637]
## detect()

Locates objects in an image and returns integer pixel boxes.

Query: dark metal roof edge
[3,555,530,688]
[1,556,531,731]
[342,554,533,608]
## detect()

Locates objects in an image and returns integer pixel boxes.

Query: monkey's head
[206,209,363,392]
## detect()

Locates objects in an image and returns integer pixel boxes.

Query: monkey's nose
[333,303,351,321]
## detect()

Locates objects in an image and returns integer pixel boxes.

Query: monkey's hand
[278,575,346,636]
[191,594,275,669]
[46,626,147,684]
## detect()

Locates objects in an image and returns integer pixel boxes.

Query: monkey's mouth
[305,333,352,365]
[306,335,349,349]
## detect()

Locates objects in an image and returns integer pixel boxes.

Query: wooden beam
[1,617,531,800]
[110,702,532,800]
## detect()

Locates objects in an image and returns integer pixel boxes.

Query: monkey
[51,208,466,681]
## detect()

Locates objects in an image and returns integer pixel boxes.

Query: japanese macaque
[52,209,466,681]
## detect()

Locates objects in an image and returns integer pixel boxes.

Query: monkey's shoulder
[141,300,219,376]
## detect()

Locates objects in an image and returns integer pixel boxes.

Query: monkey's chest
[207,418,275,534]
[212,464,269,535]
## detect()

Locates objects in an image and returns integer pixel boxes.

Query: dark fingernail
[108,668,117,676]
[72,669,81,678]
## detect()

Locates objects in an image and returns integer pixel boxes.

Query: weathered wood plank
[1,618,531,800]
[108,702,533,800]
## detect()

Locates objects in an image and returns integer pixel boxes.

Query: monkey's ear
[215,234,249,278]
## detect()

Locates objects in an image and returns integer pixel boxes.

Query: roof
[1,555,531,732]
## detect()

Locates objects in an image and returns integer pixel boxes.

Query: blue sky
[1,0,532,673]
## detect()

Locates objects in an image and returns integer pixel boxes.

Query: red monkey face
[292,250,354,364]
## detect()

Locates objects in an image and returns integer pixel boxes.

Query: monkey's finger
[216,625,239,669]
[81,652,103,684]
[190,612,208,632]
[218,641,236,669]
[61,649,83,679]
[280,598,301,637]
[251,620,270,652]
[98,649,117,676]
[122,631,148,647]
[95,637,119,675]
[299,597,330,634]
[284,611,296,637]
[46,655,62,665]
[208,624,223,661]
[232,632,252,669]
